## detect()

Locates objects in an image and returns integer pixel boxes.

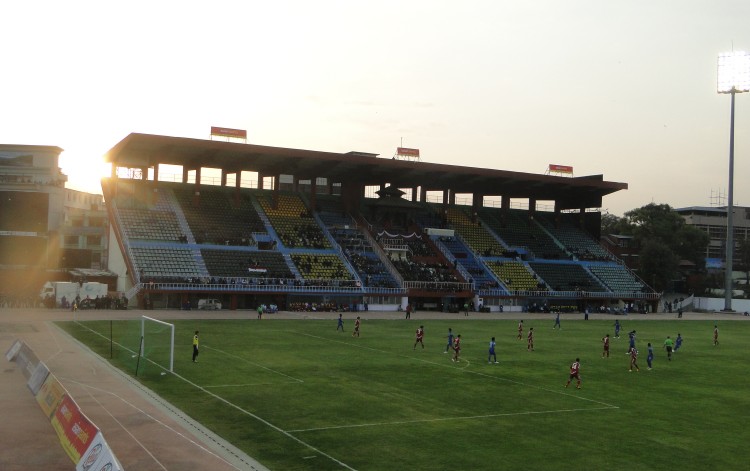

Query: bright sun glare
[59,150,111,196]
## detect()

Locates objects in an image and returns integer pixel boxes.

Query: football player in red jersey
[527,327,534,351]
[452,335,461,362]
[517,320,524,340]
[602,334,610,358]
[565,358,581,389]
[414,325,425,350]
[628,345,640,372]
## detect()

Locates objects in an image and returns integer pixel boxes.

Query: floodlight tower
[717,51,750,311]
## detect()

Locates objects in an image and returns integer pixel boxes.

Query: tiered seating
[486,261,546,291]
[131,247,202,278]
[118,209,182,241]
[535,213,612,261]
[173,187,264,245]
[201,250,293,278]
[438,237,499,289]
[588,264,646,293]
[528,262,606,292]
[331,228,370,252]
[481,208,568,260]
[258,194,330,249]
[348,251,399,288]
[329,228,399,288]
[291,254,353,280]
[392,258,458,283]
[315,195,352,227]
[445,207,505,256]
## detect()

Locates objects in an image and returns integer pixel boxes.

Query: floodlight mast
[717,51,750,311]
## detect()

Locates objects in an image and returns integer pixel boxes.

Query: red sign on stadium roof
[211,127,247,139]
[548,164,573,174]
[397,147,420,157]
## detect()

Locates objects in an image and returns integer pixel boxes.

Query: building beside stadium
[0,144,112,306]
[101,132,660,313]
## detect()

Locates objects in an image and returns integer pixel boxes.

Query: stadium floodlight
[717,51,750,93]
[717,51,750,311]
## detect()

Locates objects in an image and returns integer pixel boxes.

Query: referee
[192,330,200,363]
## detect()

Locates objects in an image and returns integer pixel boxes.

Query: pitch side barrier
[478,288,661,301]
[5,340,124,470]
[139,281,407,295]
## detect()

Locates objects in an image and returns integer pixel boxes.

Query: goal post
[141,316,175,372]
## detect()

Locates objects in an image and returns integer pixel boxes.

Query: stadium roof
[104,133,627,210]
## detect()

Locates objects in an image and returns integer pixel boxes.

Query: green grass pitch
[58,317,750,471]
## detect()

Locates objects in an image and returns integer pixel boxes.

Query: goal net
[141,316,175,372]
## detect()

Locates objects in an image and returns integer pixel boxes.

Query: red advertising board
[397,147,420,157]
[211,126,247,139]
[548,164,573,173]
[51,394,100,464]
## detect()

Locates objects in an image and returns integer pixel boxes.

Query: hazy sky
[1,1,749,216]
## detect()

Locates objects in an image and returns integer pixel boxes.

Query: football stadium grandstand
[102,133,660,312]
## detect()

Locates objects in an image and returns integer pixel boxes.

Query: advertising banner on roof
[211,126,247,139]
[397,147,420,157]
[548,164,573,173]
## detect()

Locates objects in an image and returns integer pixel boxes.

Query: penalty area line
[287,405,619,433]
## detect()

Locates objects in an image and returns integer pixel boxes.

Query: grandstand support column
[411,187,418,202]
[442,190,449,205]
[151,165,160,205]
[258,174,265,190]
[221,170,227,187]
[501,195,510,210]
[310,177,317,211]
[272,174,280,209]
[420,186,427,203]
[230,294,238,310]
[472,193,482,223]
[293,176,300,192]
[182,166,189,184]
[234,173,241,207]
[449,190,456,205]
[529,198,537,218]
[140,166,148,180]
[579,208,586,230]
[193,168,202,207]
[553,201,561,228]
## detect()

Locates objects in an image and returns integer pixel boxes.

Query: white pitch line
[63,379,244,471]
[204,381,301,389]
[62,323,354,470]
[203,345,304,383]
[167,369,357,471]
[287,405,618,433]
[295,331,619,409]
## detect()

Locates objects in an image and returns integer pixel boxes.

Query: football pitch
[58,316,750,471]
